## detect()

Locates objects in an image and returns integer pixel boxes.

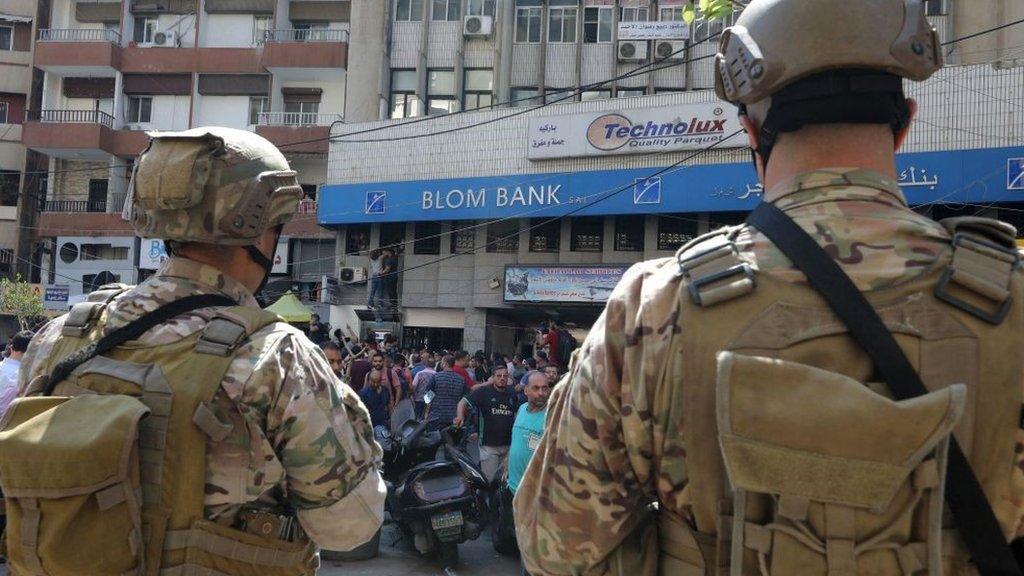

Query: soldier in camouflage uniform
[515,1,1024,575]
[19,127,384,557]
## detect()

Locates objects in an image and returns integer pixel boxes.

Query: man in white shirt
[0,330,32,418]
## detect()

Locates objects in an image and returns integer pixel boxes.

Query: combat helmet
[130,127,302,246]
[713,0,944,161]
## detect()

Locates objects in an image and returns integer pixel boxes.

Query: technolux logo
[586,107,727,151]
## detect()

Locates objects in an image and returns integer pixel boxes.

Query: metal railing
[43,200,108,213]
[28,109,115,128]
[261,28,348,43]
[256,112,342,126]
[297,199,318,214]
[38,28,121,43]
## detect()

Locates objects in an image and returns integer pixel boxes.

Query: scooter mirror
[424,390,435,405]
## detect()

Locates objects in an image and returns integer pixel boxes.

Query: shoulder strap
[44,294,238,396]
[746,202,1021,576]
[195,306,281,357]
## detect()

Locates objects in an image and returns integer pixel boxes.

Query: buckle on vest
[679,242,756,307]
[195,317,248,357]
[935,233,1019,325]
[61,302,105,337]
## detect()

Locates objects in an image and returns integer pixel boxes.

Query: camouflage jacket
[512,169,1024,575]
[20,257,383,535]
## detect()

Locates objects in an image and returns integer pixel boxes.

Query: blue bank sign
[319,146,1024,225]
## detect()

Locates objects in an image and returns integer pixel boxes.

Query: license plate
[431,510,464,540]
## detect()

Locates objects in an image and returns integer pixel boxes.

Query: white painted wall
[199,14,261,47]
[124,13,197,46]
[272,79,345,116]
[128,95,190,131]
[289,157,327,186]
[196,95,251,130]
[55,236,137,296]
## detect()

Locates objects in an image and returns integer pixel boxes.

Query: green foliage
[683,0,737,24]
[1,275,45,330]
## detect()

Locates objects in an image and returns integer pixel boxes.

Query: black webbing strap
[43,294,238,397]
[746,202,1022,576]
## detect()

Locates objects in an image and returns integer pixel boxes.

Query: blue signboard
[319,146,1024,225]
[504,265,632,304]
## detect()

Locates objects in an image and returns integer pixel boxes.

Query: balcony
[43,200,108,213]
[261,30,347,72]
[35,29,121,74]
[255,113,340,155]
[39,28,121,43]
[23,110,149,159]
[263,29,349,43]
[36,192,133,236]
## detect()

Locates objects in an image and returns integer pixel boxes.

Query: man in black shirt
[454,365,518,482]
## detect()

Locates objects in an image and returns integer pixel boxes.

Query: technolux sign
[528,103,745,160]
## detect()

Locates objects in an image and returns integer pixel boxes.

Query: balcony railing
[38,28,121,43]
[43,200,108,213]
[257,112,342,127]
[261,29,348,43]
[297,199,317,215]
[28,109,115,129]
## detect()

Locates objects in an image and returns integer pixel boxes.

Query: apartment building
[322,0,1024,353]
[0,0,39,280]
[21,0,350,296]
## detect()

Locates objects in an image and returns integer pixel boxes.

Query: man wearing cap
[15,127,384,575]
[515,2,1024,575]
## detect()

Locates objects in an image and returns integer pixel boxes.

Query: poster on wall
[504,265,631,304]
[272,239,289,274]
[528,102,743,160]
[138,238,169,271]
[43,285,70,311]
[617,21,690,40]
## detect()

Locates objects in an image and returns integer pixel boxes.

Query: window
[253,15,272,43]
[427,69,456,115]
[583,7,613,43]
[450,221,475,253]
[0,25,12,51]
[515,7,542,43]
[545,88,570,104]
[621,6,650,22]
[659,6,684,21]
[548,7,577,43]
[293,21,328,41]
[580,89,611,101]
[708,211,748,229]
[614,216,645,252]
[0,170,19,207]
[81,243,129,261]
[570,217,603,252]
[345,224,370,254]
[618,88,645,98]
[925,0,947,16]
[126,96,152,123]
[486,219,520,253]
[0,101,8,123]
[466,0,495,17]
[655,87,685,94]
[59,242,79,264]
[300,184,317,200]
[395,0,425,21]
[413,221,441,255]
[284,100,319,124]
[248,96,269,125]
[88,179,108,211]
[510,87,541,106]
[390,69,421,119]
[133,16,157,43]
[463,68,493,110]
[657,214,698,251]
[529,218,560,252]
[380,222,406,254]
[432,0,460,20]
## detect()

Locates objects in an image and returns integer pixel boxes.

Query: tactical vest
[0,288,319,576]
[657,218,1024,576]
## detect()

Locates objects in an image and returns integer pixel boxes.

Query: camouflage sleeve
[249,332,382,509]
[17,317,64,395]
[515,260,673,576]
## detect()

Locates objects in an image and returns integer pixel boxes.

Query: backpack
[0,291,318,576]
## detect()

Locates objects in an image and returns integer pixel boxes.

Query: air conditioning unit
[463,15,493,37]
[618,40,648,62]
[655,40,686,60]
[339,266,367,283]
[142,30,177,47]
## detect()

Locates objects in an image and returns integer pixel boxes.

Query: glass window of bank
[380,222,407,254]
[615,216,645,252]
[390,69,421,118]
[414,222,442,255]
[571,217,604,252]
[395,0,425,21]
[529,218,561,252]
[451,221,476,254]
[657,214,698,252]
[487,220,520,253]
[464,69,494,111]
[428,69,457,115]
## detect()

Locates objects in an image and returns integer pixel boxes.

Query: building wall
[53,235,137,294]
[52,159,111,201]
[196,95,251,129]
[200,14,260,48]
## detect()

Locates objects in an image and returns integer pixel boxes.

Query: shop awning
[265,291,313,323]
[404,308,465,329]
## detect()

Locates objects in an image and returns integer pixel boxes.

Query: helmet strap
[245,242,276,304]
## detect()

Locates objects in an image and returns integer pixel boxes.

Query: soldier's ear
[894,98,917,152]
[739,115,766,182]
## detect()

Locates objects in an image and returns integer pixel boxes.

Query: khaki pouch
[0,395,150,576]
[163,519,317,576]
[135,135,222,211]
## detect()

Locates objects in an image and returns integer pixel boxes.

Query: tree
[1,275,45,330]
[683,0,741,24]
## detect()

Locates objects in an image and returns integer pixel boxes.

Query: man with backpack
[1,127,384,576]
[515,2,1024,575]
